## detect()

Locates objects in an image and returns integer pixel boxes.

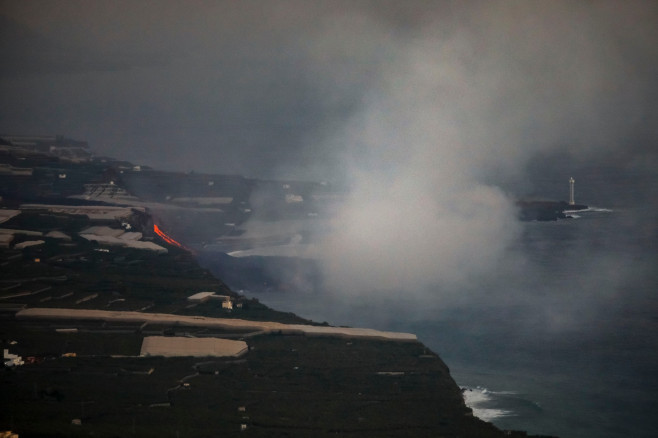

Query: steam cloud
[301,2,657,302]
[3,7,657,433]
[2,1,656,320]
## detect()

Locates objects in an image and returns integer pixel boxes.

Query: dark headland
[1,136,556,437]
[517,200,588,222]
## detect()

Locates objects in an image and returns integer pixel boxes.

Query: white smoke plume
[2,0,655,310]
[300,1,656,300]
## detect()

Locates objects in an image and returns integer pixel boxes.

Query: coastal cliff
[0,144,555,437]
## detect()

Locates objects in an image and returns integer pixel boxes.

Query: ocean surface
[198,163,658,438]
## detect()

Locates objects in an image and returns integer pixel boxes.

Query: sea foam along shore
[462,386,516,422]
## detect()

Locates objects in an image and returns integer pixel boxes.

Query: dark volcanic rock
[517,200,588,221]
[0,142,555,438]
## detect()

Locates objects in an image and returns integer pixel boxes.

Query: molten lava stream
[153,224,187,250]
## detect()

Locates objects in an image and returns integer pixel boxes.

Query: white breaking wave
[563,206,613,218]
[462,386,516,422]
[567,206,613,213]
[584,206,613,212]
[227,243,315,258]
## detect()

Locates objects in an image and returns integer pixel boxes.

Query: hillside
[0,139,553,437]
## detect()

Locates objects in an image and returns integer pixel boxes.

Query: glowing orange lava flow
[153,224,187,250]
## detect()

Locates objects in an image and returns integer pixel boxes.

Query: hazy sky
[2,0,657,305]
[1,0,656,181]
[3,6,655,435]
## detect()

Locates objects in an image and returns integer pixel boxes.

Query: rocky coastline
[0,139,556,437]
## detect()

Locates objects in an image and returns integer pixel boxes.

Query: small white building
[46,230,72,240]
[285,194,303,204]
[14,240,45,249]
[187,292,239,310]
[3,349,24,367]
[187,292,216,303]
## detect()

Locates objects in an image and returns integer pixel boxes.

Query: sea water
[401,168,657,438]
[199,164,658,438]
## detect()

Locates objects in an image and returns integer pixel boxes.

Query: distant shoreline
[517,200,588,221]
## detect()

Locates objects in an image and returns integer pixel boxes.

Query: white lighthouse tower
[569,177,575,205]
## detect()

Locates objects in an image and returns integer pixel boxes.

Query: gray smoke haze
[301,1,658,303]
[1,1,657,320]
[2,1,654,178]
[5,5,656,435]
